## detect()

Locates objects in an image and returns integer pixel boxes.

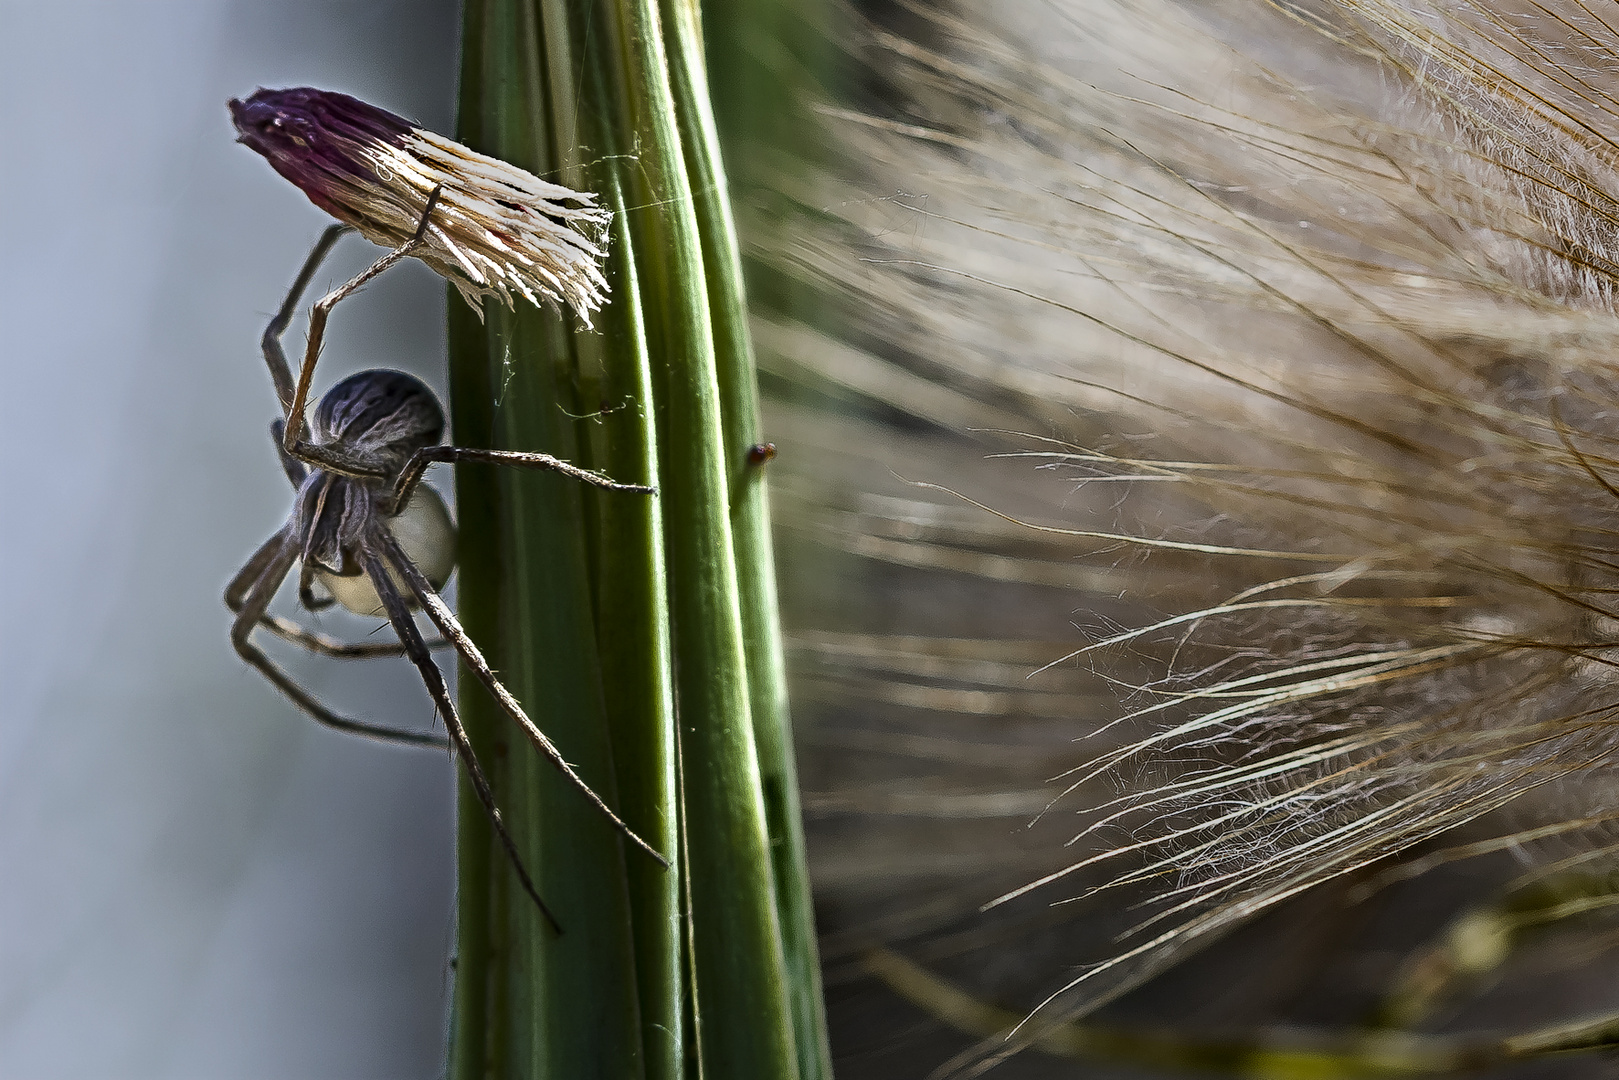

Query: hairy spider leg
[251,419,450,657]
[361,543,563,934]
[263,417,346,616]
[262,223,352,412]
[379,529,672,868]
[225,527,450,749]
[253,611,448,659]
[297,557,338,614]
[269,418,308,488]
[277,186,447,481]
[389,444,655,516]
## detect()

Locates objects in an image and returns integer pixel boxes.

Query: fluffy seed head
[229,87,610,323]
[752,0,1619,1069]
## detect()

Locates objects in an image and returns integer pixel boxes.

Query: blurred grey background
[0,2,465,1076]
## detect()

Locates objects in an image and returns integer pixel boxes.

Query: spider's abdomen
[311,369,444,468]
[313,484,456,616]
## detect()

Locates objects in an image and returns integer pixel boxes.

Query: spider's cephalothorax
[292,370,455,615]
[310,368,443,471]
[226,205,665,933]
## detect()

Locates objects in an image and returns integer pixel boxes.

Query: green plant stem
[662,4,832,1077]
[610,0,799,1069]
[586,169,684,1080]
[447,1,818,1077]
[452,4,652,1077]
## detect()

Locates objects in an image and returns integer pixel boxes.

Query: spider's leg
[269,419,307,488]
[283,186,446,476]
[297,560,337,612]
[226,526,449,749]
[255,614,451,658]
[361,545,563,933]
[390,445,655,515]
[263,223,352,413]
[226,528,293,612]
[234,528,449,667]
[378,527,671,868]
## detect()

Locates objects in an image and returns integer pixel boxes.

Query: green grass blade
[602,0,799,1071]
[661,4,832,1077]
[447,2,816,1077]
[450,3,652,1077]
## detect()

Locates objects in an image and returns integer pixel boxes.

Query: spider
[225,189,666,931]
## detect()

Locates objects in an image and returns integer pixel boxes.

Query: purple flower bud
[230,87,609,322]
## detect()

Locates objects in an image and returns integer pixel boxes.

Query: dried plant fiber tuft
[231,87,610,320]
[747,0,1619,1074]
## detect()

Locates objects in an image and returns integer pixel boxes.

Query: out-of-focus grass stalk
[867,949,1619,1076]
[447,0,822,1076]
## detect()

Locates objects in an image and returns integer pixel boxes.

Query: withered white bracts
[230,86,609,322]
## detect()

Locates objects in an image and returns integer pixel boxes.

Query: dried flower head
[229,87,609,322]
